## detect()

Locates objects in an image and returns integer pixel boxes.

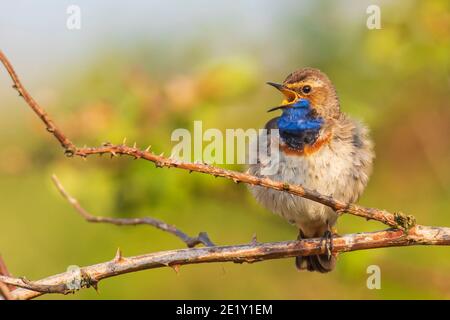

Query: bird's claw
[321,230,333,260]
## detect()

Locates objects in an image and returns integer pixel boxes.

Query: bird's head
[266,68,339,151]
[267,68,340,119]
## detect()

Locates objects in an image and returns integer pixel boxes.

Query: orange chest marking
[280,132,333,157]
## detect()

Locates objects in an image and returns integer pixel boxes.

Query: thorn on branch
[251,233,258,245]
[170,264,180,274]
[113,248,125,263]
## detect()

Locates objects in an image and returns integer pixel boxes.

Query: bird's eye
[302,85,312,94]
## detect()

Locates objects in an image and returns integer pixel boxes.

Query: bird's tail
[295,254,336,273]
[295,230,337,273]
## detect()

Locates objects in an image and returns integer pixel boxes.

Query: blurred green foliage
[0,0,449,299]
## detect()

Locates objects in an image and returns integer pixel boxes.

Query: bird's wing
[334,115,375,203]
[264,116,279,131]
[254,117,280,164]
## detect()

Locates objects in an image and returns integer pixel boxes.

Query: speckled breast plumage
[248,115,374,238]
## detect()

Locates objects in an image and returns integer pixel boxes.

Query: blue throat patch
[277,99,323,150]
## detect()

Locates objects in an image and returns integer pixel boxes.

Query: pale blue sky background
[1,1,294,73]
[0,1,388,74]
[0,0,392,106]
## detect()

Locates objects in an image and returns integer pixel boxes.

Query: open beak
[266,82,298,112]
[267,102,295,112]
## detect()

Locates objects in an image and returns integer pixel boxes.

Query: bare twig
[0,50,415,230]
[0,255,14,300]
[51,175,214,248]
[4,225,450,300]
[0,51,75,152]
[0,276,86,295]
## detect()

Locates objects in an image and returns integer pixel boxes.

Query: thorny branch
[51,175,215,248]
[3,226,450,300]
[0,49,449,300]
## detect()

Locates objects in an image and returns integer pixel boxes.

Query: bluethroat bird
[248,68,374,272]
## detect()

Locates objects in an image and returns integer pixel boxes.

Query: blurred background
[0,0,449,299]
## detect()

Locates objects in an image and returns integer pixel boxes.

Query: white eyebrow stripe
[285,79,323,90]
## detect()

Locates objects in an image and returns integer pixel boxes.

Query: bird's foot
[321,230,333,260]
